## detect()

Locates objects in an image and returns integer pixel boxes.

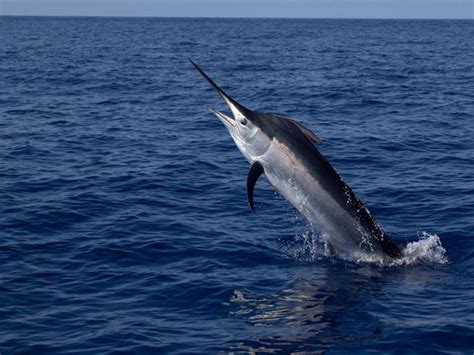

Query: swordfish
[191,61,401,261]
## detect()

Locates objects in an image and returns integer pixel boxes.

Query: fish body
[191,61,401,261]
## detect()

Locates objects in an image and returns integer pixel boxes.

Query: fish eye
[240,118,248,126]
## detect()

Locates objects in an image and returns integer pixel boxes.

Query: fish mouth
[190,59,252,128]
[210,108,236,129]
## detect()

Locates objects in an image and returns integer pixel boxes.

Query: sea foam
[287,230,447,267]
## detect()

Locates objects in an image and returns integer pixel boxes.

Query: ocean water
[1,16,473,353]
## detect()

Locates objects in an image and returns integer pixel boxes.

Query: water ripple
[0,17,473,354]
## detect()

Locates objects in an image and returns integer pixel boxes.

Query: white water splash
[389,232,448,266]
[283,230,326,262]
[286,230,447,267]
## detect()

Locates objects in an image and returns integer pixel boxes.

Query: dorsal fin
[247,161,264,212]
[288,118,322,144]
[275,115,322,144]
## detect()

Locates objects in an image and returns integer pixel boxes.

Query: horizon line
[1,14,473,20]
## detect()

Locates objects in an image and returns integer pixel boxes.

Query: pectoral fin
[247,161,264,213]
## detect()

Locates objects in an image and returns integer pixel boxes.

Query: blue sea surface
[1,16,473,353]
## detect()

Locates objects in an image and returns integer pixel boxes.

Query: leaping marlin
[191,60,401,261]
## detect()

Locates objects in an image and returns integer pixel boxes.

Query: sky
[1,0,473,19]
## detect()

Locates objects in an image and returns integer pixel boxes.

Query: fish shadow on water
[223,250,450,354]
[225,264,388,353]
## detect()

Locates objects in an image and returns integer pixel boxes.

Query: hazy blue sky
[1,0,473,19]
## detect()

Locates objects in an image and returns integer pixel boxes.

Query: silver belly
[259,142,385,260]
